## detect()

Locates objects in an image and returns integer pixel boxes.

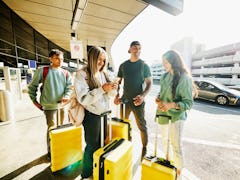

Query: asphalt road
[141,84,240,180]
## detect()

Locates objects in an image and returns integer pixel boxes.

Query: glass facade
[0,1,71,71]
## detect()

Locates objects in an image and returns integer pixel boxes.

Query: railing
[194,77,240,86]
[192,66,240,75]
[192,55,235,67]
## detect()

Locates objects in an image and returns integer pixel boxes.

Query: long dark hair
[162,50,197,98]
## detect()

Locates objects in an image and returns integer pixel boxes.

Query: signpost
[70,40,83,69]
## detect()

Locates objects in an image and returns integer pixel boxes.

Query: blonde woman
[74,46,117,179]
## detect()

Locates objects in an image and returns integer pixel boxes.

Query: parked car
[194,80,240,106]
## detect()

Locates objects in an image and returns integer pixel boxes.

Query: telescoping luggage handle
[113,99,127,119]
[120,98,128,119]
[114,98,127,118]
[100,110,112,148]
[155,114,172,161]
[57,103,63,126]
[56,102,72,128]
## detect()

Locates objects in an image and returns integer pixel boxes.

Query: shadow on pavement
[1,154,49,180]
[1,153,82,180]
[30,160,82,180]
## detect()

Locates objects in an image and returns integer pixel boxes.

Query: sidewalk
[0,93,48,179]
[0,92,143,179]
[0,92,198,180]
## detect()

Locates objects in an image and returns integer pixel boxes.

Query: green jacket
[156,72,193,124]
[28,66,72,110]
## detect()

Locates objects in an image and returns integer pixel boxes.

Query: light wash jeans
[160,120,184,172]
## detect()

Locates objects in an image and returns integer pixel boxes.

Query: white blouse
[74,69,116,115]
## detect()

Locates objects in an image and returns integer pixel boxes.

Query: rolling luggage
[141,114,177,180]
[49,103,83,172]
[107,102,132,142]
[93,111,133,180]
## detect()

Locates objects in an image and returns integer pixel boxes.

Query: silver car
[194,80,240,106]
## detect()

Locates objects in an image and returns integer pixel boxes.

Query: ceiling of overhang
[3,0,148,52]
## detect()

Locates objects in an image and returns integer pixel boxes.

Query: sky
[111,0,240,69]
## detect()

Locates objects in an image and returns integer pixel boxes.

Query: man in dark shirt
[114,41,152,159]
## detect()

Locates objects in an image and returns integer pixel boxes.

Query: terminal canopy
[3,0,183,65]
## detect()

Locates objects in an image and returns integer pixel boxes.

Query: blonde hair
[84,46,110,90]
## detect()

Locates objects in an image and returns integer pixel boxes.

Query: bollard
[0,90,14,121]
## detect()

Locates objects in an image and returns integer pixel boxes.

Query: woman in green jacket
[155,50,196,179]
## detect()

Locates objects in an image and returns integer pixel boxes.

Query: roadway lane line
[194,102,240,114]
[182,168,201,180]
[149,133,240,150]
[183,137,240,150]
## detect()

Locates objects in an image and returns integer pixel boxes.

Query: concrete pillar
[234,62,239,67]
[0,90,14,121]
[232,74,238,79]
[16,68,22,100]
[3,66,12,92]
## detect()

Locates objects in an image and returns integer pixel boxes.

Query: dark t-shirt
[117,59,151,101]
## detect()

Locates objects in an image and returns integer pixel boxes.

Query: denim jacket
[156,72,194,124]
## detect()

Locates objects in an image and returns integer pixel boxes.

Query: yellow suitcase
[106,117,132,143]
[49,104,83,172]
[141,156,177,180]
[107,102,132,142]
[93,138,133,180]
[50,125,82,172]
[141,115,177,180]
[93,111,133,180]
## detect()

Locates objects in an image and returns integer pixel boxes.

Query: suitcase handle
[155,114,172,160]
[120,98,129,104]
[57,102,66,126]
[100,110,112,147]
[156,114,172,119]
[100,110,111,117]
[120,98,128,119]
